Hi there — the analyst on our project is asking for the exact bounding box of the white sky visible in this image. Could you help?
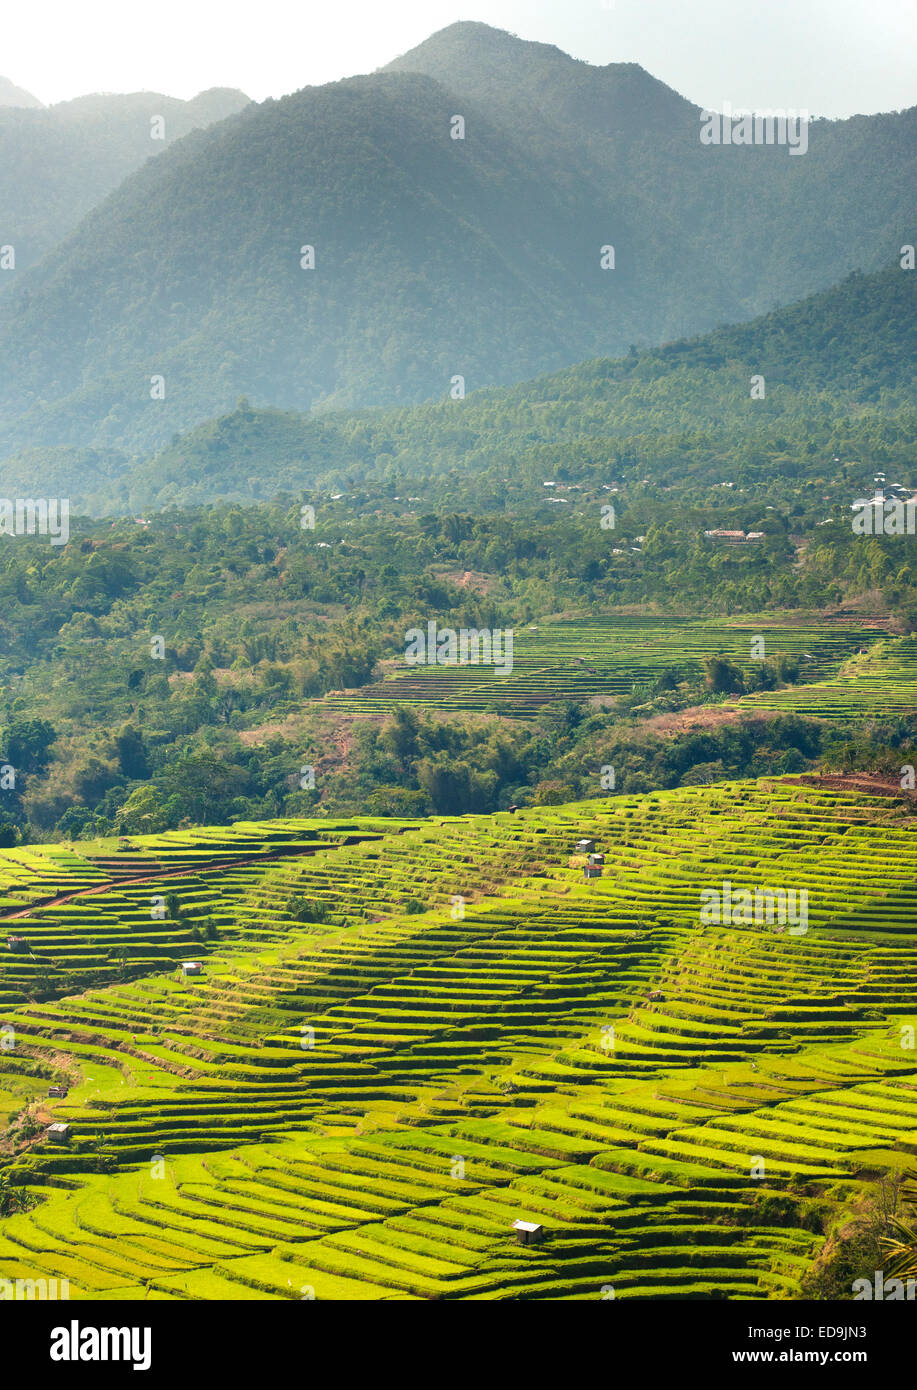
[4,0,915,116]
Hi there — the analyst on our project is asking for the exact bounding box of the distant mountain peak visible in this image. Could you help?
[387,20,657,81]
[49,86,250,115]
[387,21,586,72]
[0,74,43,108]
[384,21,687,120]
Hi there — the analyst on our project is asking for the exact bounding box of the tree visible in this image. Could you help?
[882,1176,917,1279]
[704,655,746,694]
[533,780,576,805]
[114,725,149,779]
[3,718,56,773]
[380,706,420,766]
[115,786,168,835]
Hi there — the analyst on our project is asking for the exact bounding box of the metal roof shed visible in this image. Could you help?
[512,1220,545,1246]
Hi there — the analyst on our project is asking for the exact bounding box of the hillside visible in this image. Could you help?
[34,258,914,515]
[0,478,912,843]
[2,781,917,1299]
[0,86,250,283]
[388,20,916,315]
[0,22,913,457]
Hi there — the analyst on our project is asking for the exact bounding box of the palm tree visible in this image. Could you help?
[881,1176,917,1277]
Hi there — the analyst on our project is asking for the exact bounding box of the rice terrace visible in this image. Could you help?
[1,4,916,1360]
[0,774,916,1301]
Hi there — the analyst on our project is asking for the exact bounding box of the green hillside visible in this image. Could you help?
[0,21,913,456]
[1,780,917,1299]
[10,258,916,514]
[0,87,249,284]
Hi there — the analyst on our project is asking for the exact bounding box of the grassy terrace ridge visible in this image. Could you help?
[0,817,416,1003]
[730,635,917,723]
[1,778,917,1299]
[319,613,894,717]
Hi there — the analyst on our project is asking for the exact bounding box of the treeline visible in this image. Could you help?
[5,263,915,517]
[0,493,914,840]
[0,698,859,838]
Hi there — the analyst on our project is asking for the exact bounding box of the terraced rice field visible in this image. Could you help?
[321,614,889,716]
[733,635,917,723]
[0,819,401,1004]
[2,778,917,1300]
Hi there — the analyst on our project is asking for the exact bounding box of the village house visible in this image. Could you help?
[703,529,763,544]
[512,1220,545,1246]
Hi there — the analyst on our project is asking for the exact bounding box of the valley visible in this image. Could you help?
[0,11,914,1319]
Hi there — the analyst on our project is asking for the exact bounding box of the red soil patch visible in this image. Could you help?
[637,705,779,735]
[793,772,915,800]
[439,569,495,595]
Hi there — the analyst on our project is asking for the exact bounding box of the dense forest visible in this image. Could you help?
[4,258,915,515]
[0,258,915,841]
[0,477,913,842]
[0,86,248,283]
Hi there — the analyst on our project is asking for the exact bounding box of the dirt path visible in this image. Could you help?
[0,837,377,925]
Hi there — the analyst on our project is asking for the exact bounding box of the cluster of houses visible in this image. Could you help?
[577,838,604,880]
[849,476,917,533]
[702,529,765,544]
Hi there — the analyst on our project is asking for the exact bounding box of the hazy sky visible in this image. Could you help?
[6,0,915,116]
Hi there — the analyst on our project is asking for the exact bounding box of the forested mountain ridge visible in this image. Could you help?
[388,23,917,318]
[0,22,913,459]
[0,69,630,453]
[13,258,911,515]
[0,86,250,283]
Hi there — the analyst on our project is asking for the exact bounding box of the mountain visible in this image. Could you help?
[0,75,43,108]
[0,22,913,458]
[387,22,917,315]
[10,259,911,515]
[0,87,250,283]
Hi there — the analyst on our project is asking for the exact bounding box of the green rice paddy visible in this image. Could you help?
[733,635,917,722]
[321,614,892,716]
[1,778,916,1299]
